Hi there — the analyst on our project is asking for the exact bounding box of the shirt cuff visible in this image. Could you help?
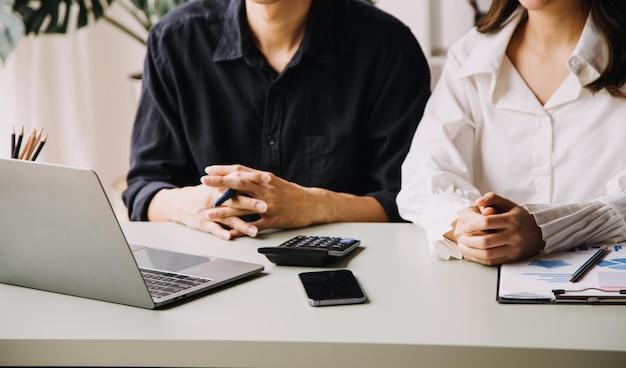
[421,193,474,260]
[432,238,463,260]
[525,200,626,254]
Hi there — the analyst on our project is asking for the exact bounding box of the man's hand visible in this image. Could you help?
[149,164,387,240]
[201,164,388,237]
[201,165,334,233]
[147,183,265,240]
[454,192,545,265]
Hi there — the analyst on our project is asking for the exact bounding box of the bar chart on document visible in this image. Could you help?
[498,244,626,301]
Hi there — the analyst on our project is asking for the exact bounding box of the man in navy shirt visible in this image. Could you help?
[123,0,430,240]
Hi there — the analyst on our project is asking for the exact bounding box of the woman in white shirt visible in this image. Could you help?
[397,0,626,265]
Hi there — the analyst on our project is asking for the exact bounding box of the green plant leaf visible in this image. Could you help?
[1,0,191,63]
[0,0,24,63]
[130,0,187,20]
[13,0,114,35]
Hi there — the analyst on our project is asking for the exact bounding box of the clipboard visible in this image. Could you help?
[497,244,626,304]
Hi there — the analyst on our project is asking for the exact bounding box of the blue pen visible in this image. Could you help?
[214,188,237,207]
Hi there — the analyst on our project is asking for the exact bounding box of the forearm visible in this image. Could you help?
[124,178,177,221]
[311,188,389,224]
[147,186,205,224]
[147,188,177,222]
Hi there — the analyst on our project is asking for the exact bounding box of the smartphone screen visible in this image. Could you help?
[299,269,366,307]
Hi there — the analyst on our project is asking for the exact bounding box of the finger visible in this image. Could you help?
[459,206,481,216]
[203,165,271,184]
[458,217,497,235]
[476,192,516,213]
[221,217,259,238]
[230,196,268,213]
[205,210,259,237]
[478,205,497,215]
[201,220,235,240]
[458,230,508,250]
[201,173,246,189]
[459,212,515,235]
[205,192,268,213]
[458,242,509,266]
[201,171,271,190]
[204,164,253,176]
[228,226,263,239]
[205,206,246,220]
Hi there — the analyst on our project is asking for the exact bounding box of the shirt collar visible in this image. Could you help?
[457,7,607,84]
[543,12,608,109]
[456,6,609,111]
[213,0,336,66]
[213,0,246,62]
[568,11,608,86]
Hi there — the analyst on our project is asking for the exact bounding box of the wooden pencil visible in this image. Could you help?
[26,129,43,160]
[18,129,36,160]
[30,133,47,161]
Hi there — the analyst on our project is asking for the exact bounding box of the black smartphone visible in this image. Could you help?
[298,269,366,307]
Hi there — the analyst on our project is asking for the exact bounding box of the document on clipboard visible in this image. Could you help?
[497,244,626,304]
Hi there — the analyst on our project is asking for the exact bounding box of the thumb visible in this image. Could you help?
[476,192,517,214]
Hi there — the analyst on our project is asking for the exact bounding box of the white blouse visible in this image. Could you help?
[397,8,626,260]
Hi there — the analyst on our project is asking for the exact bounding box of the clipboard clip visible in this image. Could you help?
[552,288,626,304]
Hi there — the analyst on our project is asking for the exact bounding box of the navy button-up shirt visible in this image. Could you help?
[123,0,431,221]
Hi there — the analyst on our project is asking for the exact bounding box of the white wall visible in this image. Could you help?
[376,0,432,59]
[377,0,491,86]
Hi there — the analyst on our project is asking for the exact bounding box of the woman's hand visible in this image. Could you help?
[454,192,545,265]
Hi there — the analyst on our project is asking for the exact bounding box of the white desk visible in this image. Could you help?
[1,222,625,367]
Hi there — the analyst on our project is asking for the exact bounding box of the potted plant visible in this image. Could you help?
[0,0,188,64]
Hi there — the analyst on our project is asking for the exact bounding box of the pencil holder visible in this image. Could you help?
[10,127,47,161]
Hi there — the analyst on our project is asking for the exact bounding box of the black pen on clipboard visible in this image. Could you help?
[569,245,609,283]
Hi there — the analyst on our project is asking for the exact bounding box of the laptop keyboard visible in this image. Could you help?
[140,268,212,299]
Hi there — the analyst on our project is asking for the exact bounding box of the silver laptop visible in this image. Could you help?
[0,158,264,309]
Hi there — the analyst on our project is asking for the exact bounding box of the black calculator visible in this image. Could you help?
[258,235,361,266]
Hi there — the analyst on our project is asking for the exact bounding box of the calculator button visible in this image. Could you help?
[257,235,361,266]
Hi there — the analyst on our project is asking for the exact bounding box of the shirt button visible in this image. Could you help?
[267,136,276,146]
[568,58,582,74]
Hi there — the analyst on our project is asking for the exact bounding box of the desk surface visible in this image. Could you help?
[1,222,625,367]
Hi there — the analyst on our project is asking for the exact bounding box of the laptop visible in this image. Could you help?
[0,158,264,309]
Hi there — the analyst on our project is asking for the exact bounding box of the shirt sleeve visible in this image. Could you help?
[420,193,474,260]
[122,29,199,221]
[396,37,482,256]
[363,25,431,222]
[526,193,626,254]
